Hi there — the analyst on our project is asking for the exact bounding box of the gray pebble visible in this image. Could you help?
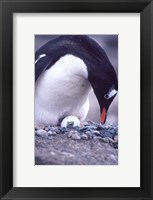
[100,137,113,143]
[36,129,48,137]
[93,136,101,140]
[115,127,118,134]
[112,143,118,149]
[96,124,104,131]
[59,127,67,134]
[81,134,88,140]
[48,131,52,136]
[109,154,117,161]
[44,127,49,131]
[85,131,92,139]
[88,125,97,130]
[113,135,118,142]
[100,130,114,139]
[83,122,89,126]
[67,131,73,138]
[80,125,97,132]
[79,126,88,131]
[73,126,80,131]
[72,133,81,140]
[108,128,116,134]
[85,130,91,134]
[93,130,101,136]
[108,138,114,143]
[73,130,79,134]
[52,131,57,135]
[36,122,118,148]
[51,126,60,133]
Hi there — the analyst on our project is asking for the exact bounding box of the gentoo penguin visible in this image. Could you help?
[35,35,118,129]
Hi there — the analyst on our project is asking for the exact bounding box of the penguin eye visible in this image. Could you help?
[104,94,109,99]
[104,89,118,100]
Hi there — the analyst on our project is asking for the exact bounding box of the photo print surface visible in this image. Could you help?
[35,35,118,165]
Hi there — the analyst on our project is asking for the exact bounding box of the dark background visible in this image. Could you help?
[35,35,118,125]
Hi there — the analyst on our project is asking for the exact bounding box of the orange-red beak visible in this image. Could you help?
[101,107,107,124]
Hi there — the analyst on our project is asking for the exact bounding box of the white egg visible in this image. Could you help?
[60,116,81,128]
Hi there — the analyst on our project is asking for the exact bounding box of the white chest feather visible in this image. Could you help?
[35,54,91,128]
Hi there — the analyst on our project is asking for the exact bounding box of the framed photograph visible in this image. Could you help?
[0,0,153,199]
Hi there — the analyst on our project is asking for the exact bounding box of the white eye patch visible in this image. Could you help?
[35,54,46,64]
[104,89,117,99]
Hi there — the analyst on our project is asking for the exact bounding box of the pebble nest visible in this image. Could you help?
[35,121,118,165]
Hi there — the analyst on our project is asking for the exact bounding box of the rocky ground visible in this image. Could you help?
[35,121,118,165]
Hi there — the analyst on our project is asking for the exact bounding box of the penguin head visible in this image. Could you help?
[87,54,118,124]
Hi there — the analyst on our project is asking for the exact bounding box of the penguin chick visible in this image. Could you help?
[60,116,81,128]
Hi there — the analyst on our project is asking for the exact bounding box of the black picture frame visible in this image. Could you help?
[0,0,153,199]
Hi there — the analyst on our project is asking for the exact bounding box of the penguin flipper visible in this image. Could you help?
[35,55,55,82]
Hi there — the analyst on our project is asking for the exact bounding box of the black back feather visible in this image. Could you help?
[35,35,117,87]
